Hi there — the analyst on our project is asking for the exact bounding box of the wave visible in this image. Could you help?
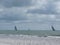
[0,34,60,39]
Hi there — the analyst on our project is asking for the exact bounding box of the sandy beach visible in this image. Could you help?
[0,35,60,45]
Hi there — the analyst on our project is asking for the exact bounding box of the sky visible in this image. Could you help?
[0,0,60,30]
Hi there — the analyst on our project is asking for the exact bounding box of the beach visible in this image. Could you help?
[0,34,60,45]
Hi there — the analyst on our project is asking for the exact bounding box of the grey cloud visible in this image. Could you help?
[0,0,32,7]
[0,14,27,21]
[0,9,28,22]
[27,8,56,14]
[27,8,57,15]
[27,0,58,15]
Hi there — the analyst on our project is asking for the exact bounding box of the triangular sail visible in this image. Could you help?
[15,26,17,31]
[51,26,55,31]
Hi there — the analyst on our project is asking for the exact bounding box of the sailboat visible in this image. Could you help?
[15,26,17,31]
[51,26,55,31]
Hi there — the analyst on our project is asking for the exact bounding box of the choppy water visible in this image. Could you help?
[0,30,60,37]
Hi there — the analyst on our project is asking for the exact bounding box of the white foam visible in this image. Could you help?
[47,36,60,38]
[0,34,60,45]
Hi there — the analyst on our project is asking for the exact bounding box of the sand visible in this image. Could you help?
[0,34,60,45]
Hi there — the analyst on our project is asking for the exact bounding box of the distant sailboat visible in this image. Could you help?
[15,26,17,31]
[51,26,55,31]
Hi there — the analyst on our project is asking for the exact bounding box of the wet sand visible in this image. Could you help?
[0,35,60,45]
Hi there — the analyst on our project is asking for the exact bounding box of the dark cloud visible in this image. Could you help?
[27,9,56,15]
[27,1,58,15]
[27,8,56,14]
[0,14,27,21]
[0,0,32,7]
[0,11,27,22]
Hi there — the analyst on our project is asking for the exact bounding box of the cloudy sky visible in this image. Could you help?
[0,0,60,30]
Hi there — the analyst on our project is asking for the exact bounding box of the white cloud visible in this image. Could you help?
[54,1,60,13]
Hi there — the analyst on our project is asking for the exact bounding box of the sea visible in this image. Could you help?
[0,30,60,37]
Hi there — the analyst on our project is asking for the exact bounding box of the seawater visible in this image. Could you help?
[0,30,60,37]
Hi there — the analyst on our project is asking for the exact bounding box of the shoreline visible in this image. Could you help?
[0,34,60,45]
